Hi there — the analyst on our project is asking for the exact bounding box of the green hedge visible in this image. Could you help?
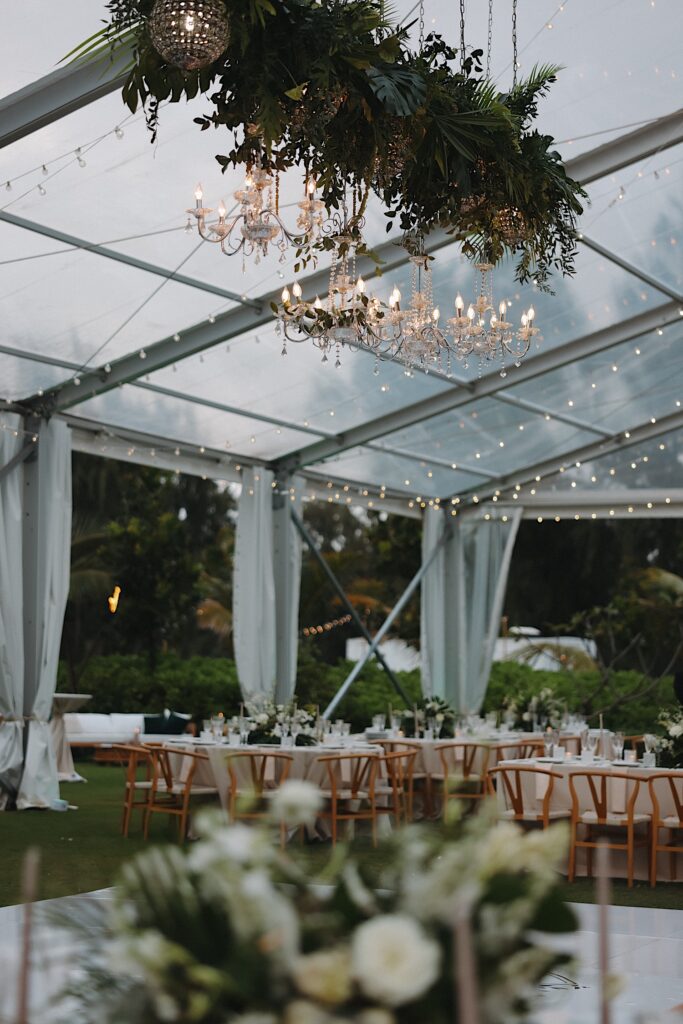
[58,653,675,736]
[57,649,421,732]
[483,661,677,736]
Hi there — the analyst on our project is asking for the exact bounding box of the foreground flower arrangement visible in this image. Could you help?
[58,783,576,1023]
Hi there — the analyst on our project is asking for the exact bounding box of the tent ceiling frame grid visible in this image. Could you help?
[2,60,682,514]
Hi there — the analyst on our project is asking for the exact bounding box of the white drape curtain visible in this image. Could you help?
[17,419,72,810]
[420,507,521,712]
[233,469,302,704]
[0,415,27,808]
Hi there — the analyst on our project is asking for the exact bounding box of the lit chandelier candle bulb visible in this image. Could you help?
[292,282,303,306]
[281,286,291,306]
[432,307,440,322]
[455,294,464,316]
[356,276,365,294]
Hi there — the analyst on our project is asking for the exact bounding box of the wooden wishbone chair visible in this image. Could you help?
[111,743,155,838]
[487,765,568,829]
[223,750,294,846]
[493,740,544,762]
[316,752,379,846]
[567,769,650,887]
[374,739,430,818]
[376,748,417,824]
[647,771,683,887]
[144,745,218,842]
[434,742,490,815]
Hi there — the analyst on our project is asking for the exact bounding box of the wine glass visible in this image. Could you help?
[612,732,624,761]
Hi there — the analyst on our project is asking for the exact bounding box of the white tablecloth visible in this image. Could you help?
[496,757,680,880]
[50,694,91,782]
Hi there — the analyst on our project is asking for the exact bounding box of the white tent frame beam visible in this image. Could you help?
[518,490,683,519]
[0,49,132,150]
[64,413,421,518]
[0,211,260,310]
[580,234,683,304]
[276,300,683,471]
[451,406,683,506]
[564,107,683,184]
[26,231,454,414]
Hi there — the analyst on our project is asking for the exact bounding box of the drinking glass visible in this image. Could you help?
[485,711,497,729]
[390,714,402,735]
[543,737,553,758]
[341,722,351,737]
[612,732,624,761]
[376,714,386,731]
[228,730,241,747]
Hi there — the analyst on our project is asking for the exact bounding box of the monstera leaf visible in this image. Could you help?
[366,63,426,116]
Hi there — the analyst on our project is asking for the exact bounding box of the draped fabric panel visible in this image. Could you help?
[17,419,72,810]
[272,482,302,704]
[233,467,277,703]
[0,415,26,808]
[420,508,521,712]
[233,469,303,704]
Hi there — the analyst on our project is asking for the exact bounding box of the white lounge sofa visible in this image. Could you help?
[64,712,146,746]
[64,710,192,747]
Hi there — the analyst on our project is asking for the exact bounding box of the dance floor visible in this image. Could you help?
[1,892,682,1022]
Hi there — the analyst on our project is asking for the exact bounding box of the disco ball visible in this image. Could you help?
[149,0,230,71]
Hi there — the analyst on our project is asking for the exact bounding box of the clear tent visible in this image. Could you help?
[0,0,681,521]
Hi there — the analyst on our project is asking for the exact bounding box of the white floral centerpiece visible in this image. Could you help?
[402,696,456,737]
[57,783,577,1024]
[244,697,317,746]
[656,708,683,767]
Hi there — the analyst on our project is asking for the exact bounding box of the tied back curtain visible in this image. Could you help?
[233,469,302,704]
[0,415,26,808]
[233,467,277,703]
[421,507,521,712]
[17,419,72,810]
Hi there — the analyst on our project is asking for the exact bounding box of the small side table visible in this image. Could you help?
[50,693,92,782]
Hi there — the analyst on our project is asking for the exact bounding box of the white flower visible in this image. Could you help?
[292,947,353,1004]
[670,722,683,739]
[188,823,265,871]
[355,1011,395,1024]
[269,780,323,827]
[256,713,270,725]
[351,915,440,1007]
[283,1000,334,1024]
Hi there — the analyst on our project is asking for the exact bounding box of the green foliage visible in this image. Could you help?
[68,1,585,288]
[57,650,420,731]
[482,661,677,737]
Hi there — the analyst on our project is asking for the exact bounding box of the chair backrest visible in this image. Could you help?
[647,771,683,826]
[624,734,645,755]
[487,765,562,822]
[567,769,641,823]
[146,745,209,795]
[561,735,581,756]
[111,743,152,785]
[496,741,544,761]
[224,751,293,796]
[381,749,417,791]
[436,742,490,779]
[317,753,379,799]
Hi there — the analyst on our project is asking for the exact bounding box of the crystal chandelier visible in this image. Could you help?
[277,219,386,366]
[446,263,539,375]
[149,0,230,71]
[188,167,302,263]
[382,241,450,376]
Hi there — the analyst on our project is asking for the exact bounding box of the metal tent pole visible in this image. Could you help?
[322,519,451,719]
[290,507,410,704]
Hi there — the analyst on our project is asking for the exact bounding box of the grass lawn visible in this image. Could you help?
[1,764,682,910]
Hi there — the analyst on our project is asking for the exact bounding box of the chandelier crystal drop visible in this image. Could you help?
[149,0,230,71]
[188,168,301,262]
